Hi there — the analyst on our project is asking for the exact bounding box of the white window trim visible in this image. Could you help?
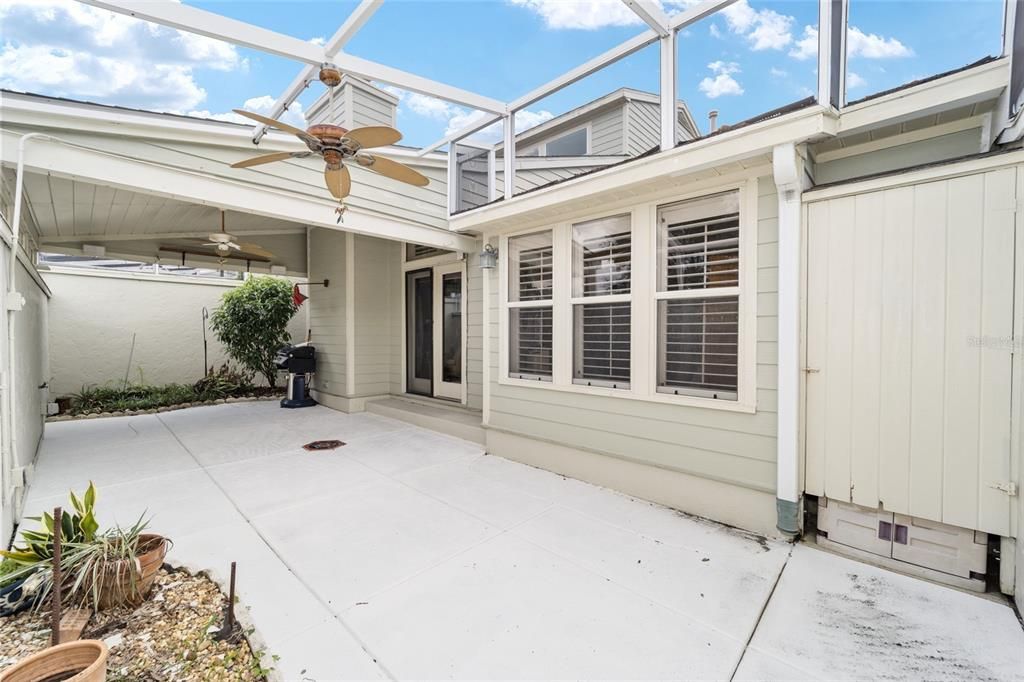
[502,229,556,382]
[498,178,758,413]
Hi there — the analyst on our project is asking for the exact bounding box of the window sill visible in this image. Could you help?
[496,375,757,414]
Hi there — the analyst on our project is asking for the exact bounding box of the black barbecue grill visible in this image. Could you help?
[276,344,316,408]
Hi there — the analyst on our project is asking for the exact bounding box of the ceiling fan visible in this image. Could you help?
[229,111,430,201]
[161,211,275,264]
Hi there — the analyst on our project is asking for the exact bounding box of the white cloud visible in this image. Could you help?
[709,23,723,39]
[847,26,913,58]
[789,24,912,60]
[846,72,867,89]
[188,95,308,129]
[770,67,788,78]
[699,61,744,98]
[381,86,553,144]
[721,0,792,51]
[507,0,644,30]
[0,0,244,111]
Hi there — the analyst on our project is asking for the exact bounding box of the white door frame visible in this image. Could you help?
[432,261,466,402]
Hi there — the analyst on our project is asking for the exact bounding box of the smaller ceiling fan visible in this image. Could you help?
[230,110,429,201]
[161,211,275,264]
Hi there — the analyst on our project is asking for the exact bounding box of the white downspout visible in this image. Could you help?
[772,142,807,538]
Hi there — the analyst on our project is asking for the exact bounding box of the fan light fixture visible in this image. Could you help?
[479,244,499,270]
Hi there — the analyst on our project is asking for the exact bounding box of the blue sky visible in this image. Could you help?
[0,0,1005,147]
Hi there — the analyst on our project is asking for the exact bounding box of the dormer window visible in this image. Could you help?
[544,127,588,156]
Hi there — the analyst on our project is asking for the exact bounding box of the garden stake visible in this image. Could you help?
[51,506,62,647]
[215,561,238,642]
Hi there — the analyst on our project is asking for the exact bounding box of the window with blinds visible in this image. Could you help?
[508,231,553,381]
[572,214,631,388]
[656,192,740,401]
[658,297,738,399]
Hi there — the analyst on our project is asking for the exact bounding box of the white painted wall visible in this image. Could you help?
[0,239,50,543]
[44,269,307,397]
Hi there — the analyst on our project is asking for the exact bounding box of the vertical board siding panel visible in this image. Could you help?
[978,167,1016,535]
[908,181,948,521]
[850,192,885,508]
[804,201,830,496]
[941,174,985,529]
[824,197,856,502]
[878,186,916,515]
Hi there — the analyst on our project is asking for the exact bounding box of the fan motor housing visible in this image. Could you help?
[307,124,349,146]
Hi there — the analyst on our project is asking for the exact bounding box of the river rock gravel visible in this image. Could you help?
[0,567,271,681]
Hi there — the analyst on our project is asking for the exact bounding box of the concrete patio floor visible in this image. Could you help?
[18,401,1024,681]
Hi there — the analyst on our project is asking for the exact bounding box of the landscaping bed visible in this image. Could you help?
[0,567,272,681]
[52,365,285,421]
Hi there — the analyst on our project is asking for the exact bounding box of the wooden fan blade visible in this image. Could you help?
[233,109,311,138]
[231,151,296,169]
[324,165,351,199]
[356,154,429,187]
[236,242,276,260]
[345,126,402,149]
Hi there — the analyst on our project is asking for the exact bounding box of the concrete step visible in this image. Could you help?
[366,396,485,445]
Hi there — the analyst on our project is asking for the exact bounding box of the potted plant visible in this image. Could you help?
[0,483,100,616]
[65,518,168,610]
[0,640,108,682]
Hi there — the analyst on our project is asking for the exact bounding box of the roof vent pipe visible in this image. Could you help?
[707,110,719,134]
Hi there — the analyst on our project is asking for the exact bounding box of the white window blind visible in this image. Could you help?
[572,214,631,388]
[657,192,740,400]
[508,231,554,381]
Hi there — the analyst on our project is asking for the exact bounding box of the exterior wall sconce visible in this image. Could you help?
[479,243,499,270]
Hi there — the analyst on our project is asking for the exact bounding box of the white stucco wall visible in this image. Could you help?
[44,269,307,396]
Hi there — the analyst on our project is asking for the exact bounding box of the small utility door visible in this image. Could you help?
[805,166,1017,537]
[406,269,433,396]
[432,263,465,401]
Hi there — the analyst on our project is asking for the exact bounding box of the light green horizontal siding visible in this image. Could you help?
[308,228,347,397]
[485,177,780,493]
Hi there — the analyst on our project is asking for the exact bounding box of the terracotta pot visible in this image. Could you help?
[0,640,108,682]
[93,534,167,610]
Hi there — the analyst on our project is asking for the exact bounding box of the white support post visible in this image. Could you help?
[659,30,678,151]
[817,0,849,109]
[487,149,497,202]
[503,115,515,201]
[773,142,806,538]
[448,140,459,216]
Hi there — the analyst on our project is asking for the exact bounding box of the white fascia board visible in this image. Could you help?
[449,105,831,232]
[255,0,385,142]
[620,0,670,36]
[1,131,476,253]
[0,93,448,168]
[838,58,1008,134]
[77,0,326,64]
[42,228,307,243]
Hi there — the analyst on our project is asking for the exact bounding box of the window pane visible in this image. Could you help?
[544,127,587,156]
[658,191,740,292]
[442,273,462,383]
[573,302,630,388]
[658,296,738,400]
[572,214,631,298]
[508,231,553,302]
[510,307,553,380]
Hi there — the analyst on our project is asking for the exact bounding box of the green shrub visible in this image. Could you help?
[194,364,255,399]
[210,277,297,388]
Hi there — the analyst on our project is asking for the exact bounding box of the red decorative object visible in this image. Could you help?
[293,284,308,307]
